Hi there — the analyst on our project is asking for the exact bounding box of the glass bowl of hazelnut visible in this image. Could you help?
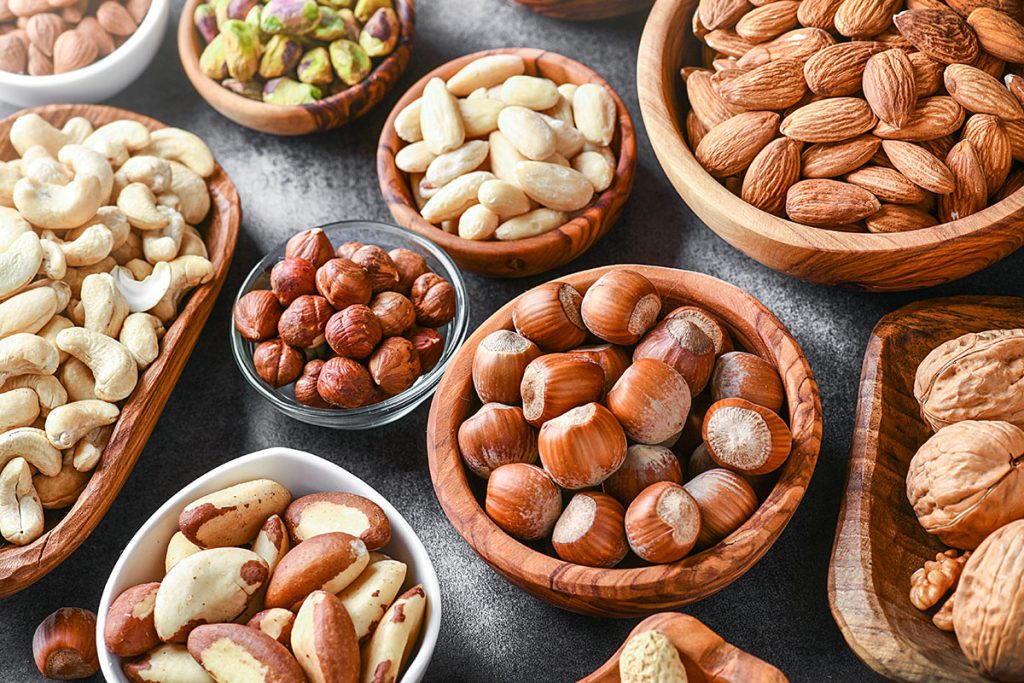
[230,220,470,429]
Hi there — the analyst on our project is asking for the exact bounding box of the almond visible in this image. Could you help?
[919,135,957,160]
[944,63,1024,120]
[698,0,751,31]
[26,41,51,74]
[735,0,800,42]
[797,0,844,30]
[124,0,149,24]
[51,28,95,73]
[804,41,887,97]
[908,52,944,98]
[737,27,836,68]
[780,97,877,143]
[95,0,134,36]
[845,166,926,204]
[974,51,1006,80]
[946,0,1017,16]
[1005,120,1024,162]
[893,9,979,64]
[1008,74,1024,109]
[686,110,709,148]
[685,69,745,130]
[24,12,61,56]
[881,140,955,193]
[741,136,802,215]
[713,58,806,110]
[0,31,27,72]
[967,8,1024,63]
[786,178,881,225]
[938,140,987,221]
[802,134,881,177]
[695,111,779,177]
[865,204,939,232]
[907,0,948,9]
[834,0,902,37]
[76,16,113,56]
[862,49,917,130]
[961,114,1012,196]
[874,96,964,140]
[704,28,757,58]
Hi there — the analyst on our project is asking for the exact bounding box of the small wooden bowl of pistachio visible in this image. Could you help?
[177,0,414,136]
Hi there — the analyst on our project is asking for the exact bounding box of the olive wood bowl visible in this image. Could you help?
[636,0,1024,292]
[581,612,788,682]
[426,265,822,616]
[178,0,415,136]
[829,296,1024,682]
[378,48,637,278]
[0,104,241,598]
[509,0,654,21]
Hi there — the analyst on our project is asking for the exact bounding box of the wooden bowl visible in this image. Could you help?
[0,104,240,598]
[636,0,1024,292]
[178,0,415,136]
[508,0,653,21]
[581,612,789,682]
[426,265,822,616]
[829,296,1024,682]
[378,48,637,278]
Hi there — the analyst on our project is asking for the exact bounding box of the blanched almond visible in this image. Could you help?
[515,160,594,212]
[572,83,617,146]
[420,78,465,155]
[458,97,504,138]
[495,208,567,240]
[446,54,525,96]
[572,150,614,193]
[425,140,489,187]
[498,106,556,161]
[458,203,499,240]
[478,179,530,218]
[419,171,494,223]
[487,130,527,187]
[500,75,559,110]
[395,141,436,174]
[394,98,422,143]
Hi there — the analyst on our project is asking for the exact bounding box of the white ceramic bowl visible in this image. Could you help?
[96,447,441,682]
[0,0,169,107]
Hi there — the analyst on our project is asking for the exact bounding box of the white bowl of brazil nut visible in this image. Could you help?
[97,447,441,682]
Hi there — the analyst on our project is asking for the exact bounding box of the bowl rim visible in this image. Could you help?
[96,447,442,683]
[0,0,170,89]
[229,219,471,427]
[376,46,637,275]
[426,264,823,614]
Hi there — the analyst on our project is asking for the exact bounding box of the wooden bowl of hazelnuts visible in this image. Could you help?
[230,220,469,429]
[426,264,822,616]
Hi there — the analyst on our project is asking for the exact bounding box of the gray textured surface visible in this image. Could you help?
[1,1,1022,681]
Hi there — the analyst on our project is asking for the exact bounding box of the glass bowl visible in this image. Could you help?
[231,220,470,429]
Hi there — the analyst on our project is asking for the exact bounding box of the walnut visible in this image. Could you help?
[933,593,955,632]
[910,549,969,611]
[906,420,1024,549]
[914,329,1024,432]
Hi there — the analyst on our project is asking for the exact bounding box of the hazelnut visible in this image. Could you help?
[688,442,716,479]
[317,357,374,408]
[278,295,333,348]
[351,245,400,293]
[458,403,538,478]
[315,258,372,310]
[410,272,456,327]
[325,304,383,359]
[702,398,792,475]
[624,481,701,564]
[294,359,330,408]
[388,248,430,294]
[710,351,784,413]
[539,402,627,489]
[33,608,99,680]
[580,270,661,345]
[665,305,733,355]
[234,290,283,342]
[405,326,445,372]
[634,318,716,395]
[286,228,334,267]
[270,258,317,307]
[607,359,692,445]
[253,339,304,388]
[335,241,364,260]
[603,444,684,507]
[552,491,628,568]
[368,336,421,395]
[485,463,562,541]
[472,330,542,405]
[370,291,416,337]
[683,468,758,549]
[520,353,605,428]
[512,281,588,352]
[566,344,631,396]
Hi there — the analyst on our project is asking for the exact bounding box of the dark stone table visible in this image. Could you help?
[1,1,1021,680]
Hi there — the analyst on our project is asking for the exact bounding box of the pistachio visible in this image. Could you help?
[226,0,258,20]
[260,0,321,35]
[198,34,228,80]
[297,46,332,84]
[328,38,370,86]
[220,19,260,82]
[358,6,398,57]
[258,34,301,79]
[319,0,353,8]
[263,77,322,105]
[353,0,389,22]
[310,6,348,41]
[193,3,218,43]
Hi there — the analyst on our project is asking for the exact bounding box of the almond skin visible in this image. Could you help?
[874,96,964,140]
[797,0,845,30]
[834,0,902,38]
[881,140,955,194]
[741,136,802,215]
[780,97,877,143]
[893,9,980,64]
[938,140,988,222]
[698,0,750,31]
[804,41,887,97]
[908,52,944,97]
[786,178,882,225]
[802,134,881,178]
[735,0,800,42]
[865,204,939,232]
[714,58,806,109]
[967,8,1024,63]
[704,28,758,58]
[737,27,836,68]
[961,114,1012,196]
[863,49,918,129]
[695,111,779,177]
[51,28,96,74]
[944,63,1024,120]
[1006,120,1024,162]
[845,166,926,204]
[685,69,745,130]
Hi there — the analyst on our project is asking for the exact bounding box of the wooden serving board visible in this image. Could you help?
[829,296,1024,682]
[0,104,241,598]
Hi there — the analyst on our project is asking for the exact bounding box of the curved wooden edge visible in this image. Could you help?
[177,0,416,136]
[636,0,1024,291]
[509,0,654,20]
[377,47,638,279]
[426,265,823,616]
[0,104,241,598]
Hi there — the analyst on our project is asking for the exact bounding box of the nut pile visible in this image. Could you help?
[906,328,1024,680]
[619,630,688,683]
[392,53,619,241]
[684,1,1024,233]
[0,113,214,548]
[461,268,791,567]
[101,479,427,682]
[0,0,149,75]
[193,0,400,105]
[233,228,454,409]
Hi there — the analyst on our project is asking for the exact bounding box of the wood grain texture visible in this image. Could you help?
[177,0,415,136]
[581,612,789,683]
[509,0,654,20]
[426,265,822,616]
[377,48,637,278]
[0,104,240,598]
[828,296,1024,682]
[636,0,1024,292]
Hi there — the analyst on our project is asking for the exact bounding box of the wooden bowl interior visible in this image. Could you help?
[427,265,822,616]
[0,104,240,597]
[509,0,654,20]
[828,297,1024,682]
[378,47,637,278]
[177,0,415,136]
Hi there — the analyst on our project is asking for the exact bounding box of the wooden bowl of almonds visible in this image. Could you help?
[377,47,637,278]
[637,0,1024,292]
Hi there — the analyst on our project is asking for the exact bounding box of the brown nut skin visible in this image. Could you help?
[552,491,629,568]
[286,228,334,267]
[625,481,701,564]
[254,339,305,388]
[179,479,292,549]
[278,294,333,348]
[270,257,318,307]
[511,281,588,352]
[566,344,631,396]
[410,272,456,327]
[473,329,542,405]
[602,444,684,507]
[188,623,305,682]
[683,468,758,549]
[247,608,296,647]
[369,336,421,395]
[370,291,416,337]
[291,590,360,683]
[485,463,562,541]
[351,244,400,293]
[285,491,391,549]
[103,582,160,657]
[580,269,662,345]
[265,532,369,611]
[458,403,538,478]
[665,305,733,356]
[633,318,716,396]
[607,358,693,445]
[539,402,628,489]
[710,351,785,413]
[388,247,429,294]
[325,304,383,359]
[315,258,372,310]
[317,357,374,408]
[294,359,330,408]
[405,325,445,372]
[33,608,99,680]
[335,241,364,260]
[234,290,283,342]
[520,353,605,428]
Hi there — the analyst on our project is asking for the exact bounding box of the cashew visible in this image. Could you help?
[0,162,21,208]
[123,259,153,281]
[10,114,68,157]
[38,238,67,280]
[59,357,95,402]
[44,223,114,267]
[21,146,54,165]
[35,450,90,509]
[62,117,94,145]
[25,156,73,186]
[1,375,67,415]
[0,286,59,339]
[166,161,211,225]
[83,120,151,167]
[45,399,119,449]
[179,225,208,258]
[66,299,84,326]
[110,230,143,265]
[80,272,129,337]
[93,206,131,250]
[72,424,111,472]
[0,333,59,385]
[113,155,172,196]
[21,279,70,313]
[59,144,115,203]
[143,128,215,178]
[156,193,180,212]
[63,257,116,299]
[38,316,73,364]
[0,388,39,432]
[150,256,213,323]
[111,262,170,313]
[0,207,29,250]
[0,428,61,476]
[118,182,170,231]
[0,232,42,300]
[119,312,164,370]
[56,327,137,401]
[13,174,104,231]
[143,208,184,263]
[0,457,44,546]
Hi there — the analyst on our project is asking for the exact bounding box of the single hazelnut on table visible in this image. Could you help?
[472,329,542,405]
[351,244,400,293]
[710,351,784,413]
[286,228,334,268]
[270,257,318,307]
[485,463,562,541]
[325,304,383,359]
[388,247,430,294]
[665,305,733,356]
[624,481,702,564]
[234,290,283,342]
[369,336,422,395]
[520,353,605,428]
[294,359,330,408]
[406,326,445,372]
[633,317,716,395]
[566,344,631,396]
[33,607,99,680]
[683,468,758,549]
[410,272,456,327]
[278,294,333,348]
[607,358,692,445]
[580,270,662,345]
[603,444,684,507]
[458,403,538,478]
[370,291,416,337]
[335,241,365,260]
[702,398,792,475]
[317,356,375,408]
[253,339,305,388]
[552,491,629,568]
[511,281,588,352]
[315,258,373,309]
[539,402,628,489]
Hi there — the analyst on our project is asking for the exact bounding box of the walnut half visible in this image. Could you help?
[910,549,970,611]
